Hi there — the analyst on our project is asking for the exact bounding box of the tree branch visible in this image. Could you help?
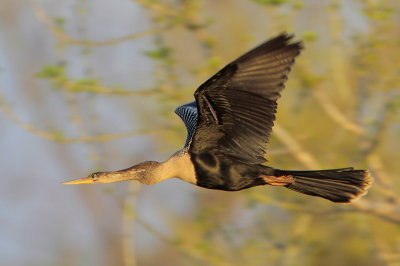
[29,0,166,47]
[0,84,158,143]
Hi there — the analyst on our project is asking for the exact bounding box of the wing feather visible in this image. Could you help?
[189,33,303,163]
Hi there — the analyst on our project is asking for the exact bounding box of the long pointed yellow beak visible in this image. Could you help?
[62,169,139,185]
[62,178,95,185]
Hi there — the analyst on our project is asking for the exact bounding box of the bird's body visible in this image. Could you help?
[64,33,372,203]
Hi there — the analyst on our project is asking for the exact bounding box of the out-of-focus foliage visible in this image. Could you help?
[1,0,399,265]
[251,0,289,6]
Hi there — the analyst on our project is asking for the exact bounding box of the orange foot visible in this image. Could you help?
[260,174,295,186]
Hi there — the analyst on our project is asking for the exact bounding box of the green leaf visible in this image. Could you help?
[143,47,172,60]
[206,56,222,72]
[292,1,304,9]
[52,130,66,141]
[75,78,99,87]
[251,0,288,6]
[364,6,394,21]
[143,46,175,66]
[36,65,65,79]
[53,16,66,29]
[303,31,318,42]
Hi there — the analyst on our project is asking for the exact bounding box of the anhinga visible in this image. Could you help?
[63,33,372,203]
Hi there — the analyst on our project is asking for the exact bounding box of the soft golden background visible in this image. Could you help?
[0,0,399,265]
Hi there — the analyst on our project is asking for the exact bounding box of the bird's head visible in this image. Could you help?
[62,161,160,185]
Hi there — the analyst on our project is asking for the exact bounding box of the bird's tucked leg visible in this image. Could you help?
[260,174,295,186]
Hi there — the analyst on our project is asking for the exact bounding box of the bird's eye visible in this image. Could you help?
[90,173,100,182]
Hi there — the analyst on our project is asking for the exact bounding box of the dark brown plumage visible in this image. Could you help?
[63,33,372,203]
[191,33,301,163]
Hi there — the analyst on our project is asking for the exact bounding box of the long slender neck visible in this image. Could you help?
[96,158,181,185]
[130,152,196,185]
[103,161,166,185]
[65,151,197,186]
[131,161,174,185]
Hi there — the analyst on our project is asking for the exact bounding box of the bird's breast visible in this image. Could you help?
[190,151,267,191]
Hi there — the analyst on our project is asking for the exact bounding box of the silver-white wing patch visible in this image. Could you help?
[175,101,198,148]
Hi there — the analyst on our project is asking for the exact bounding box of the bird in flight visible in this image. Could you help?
[63,33,372,203]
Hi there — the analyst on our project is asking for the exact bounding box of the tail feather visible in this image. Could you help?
[275,168,373,203]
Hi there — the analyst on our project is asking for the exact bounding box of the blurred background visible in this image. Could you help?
[1,0,399,265]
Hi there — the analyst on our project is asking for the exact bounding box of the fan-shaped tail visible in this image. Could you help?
[274,168,373,203]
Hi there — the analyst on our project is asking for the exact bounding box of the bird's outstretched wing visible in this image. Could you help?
[190,33,303,163]
[175,101,198,148]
